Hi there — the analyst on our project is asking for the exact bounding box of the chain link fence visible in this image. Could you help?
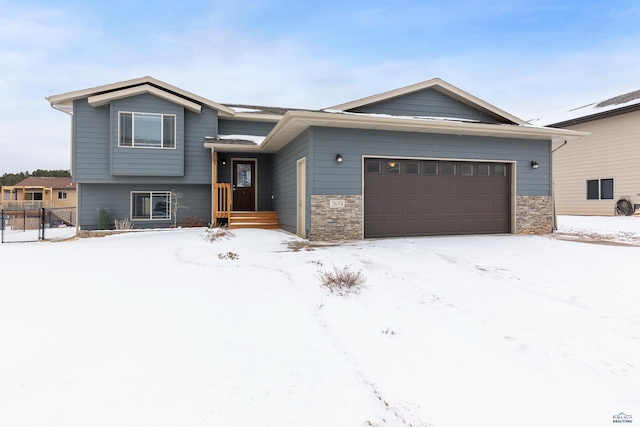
[1,208,76,243]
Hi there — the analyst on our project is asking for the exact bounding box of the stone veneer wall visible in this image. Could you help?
[310,195,363,241]
[516,195,553,234]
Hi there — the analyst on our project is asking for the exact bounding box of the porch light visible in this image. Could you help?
[336,154,343,164]
[531,161,539,169]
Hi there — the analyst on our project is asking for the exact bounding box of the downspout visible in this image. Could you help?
[47,100,76,230]
[551,140,569,231]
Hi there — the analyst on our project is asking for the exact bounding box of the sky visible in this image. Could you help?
[1,0,640,173]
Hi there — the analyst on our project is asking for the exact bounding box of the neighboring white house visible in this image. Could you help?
[530,88,640,216]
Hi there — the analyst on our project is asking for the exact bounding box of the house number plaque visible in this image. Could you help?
[329,199,345,208]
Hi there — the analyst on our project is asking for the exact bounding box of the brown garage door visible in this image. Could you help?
[364,158,511,238]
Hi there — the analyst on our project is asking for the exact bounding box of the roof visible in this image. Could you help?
[48,76,588,153]
[46,76,236,116]
[327,77,527,125]
[12,177,76,190]
[530,88,640,127]
[205,109,589,153]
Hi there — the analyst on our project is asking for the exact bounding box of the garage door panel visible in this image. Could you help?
[365,158,511,238]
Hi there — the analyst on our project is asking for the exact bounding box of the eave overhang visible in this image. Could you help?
[46,76,235,116]
[205,110,589,153]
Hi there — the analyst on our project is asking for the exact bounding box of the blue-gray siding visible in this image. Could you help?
[349,88,504,124]
[77,183,211,230]
[111,95,185,176]
[308,127,551,197]
[73,96,215,184]
[272,129,312,235]
[218,119,276,137]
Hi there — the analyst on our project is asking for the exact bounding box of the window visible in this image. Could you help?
[405,162,420,175]
[119,112,176,148]
[587,179,614,200]
[477,164,490,177]
[494,165,507,176]
[366,160,381,174]
[424,162,438,175]
[443,163,456,175]
[58,191,67,199]
[386,161,401,174]
[461,164,473,176]
[131,191,171,220]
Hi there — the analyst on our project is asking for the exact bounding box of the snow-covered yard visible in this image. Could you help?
[1,216,638,427]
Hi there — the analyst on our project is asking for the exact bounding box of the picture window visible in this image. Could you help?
[119,112,176,149]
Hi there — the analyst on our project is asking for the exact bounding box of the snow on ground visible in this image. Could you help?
[1,216,639,427]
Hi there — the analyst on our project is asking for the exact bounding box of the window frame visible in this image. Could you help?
[586,178,614,200]
[118,112,176,149]
[130,191,172,220]
[57,191,68,200]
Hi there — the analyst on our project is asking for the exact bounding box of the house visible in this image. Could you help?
[530,88,640,216]
[46,76,585,240]
[1,177,76,210]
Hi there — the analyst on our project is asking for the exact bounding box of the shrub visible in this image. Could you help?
[97,208,109,230]
[319,265,366,294]
[203,225,236,242]
[114,217,134,230]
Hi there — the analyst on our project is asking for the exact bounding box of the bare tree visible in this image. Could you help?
[170,190,190,227]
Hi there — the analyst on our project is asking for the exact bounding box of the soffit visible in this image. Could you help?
[88,85,202,113]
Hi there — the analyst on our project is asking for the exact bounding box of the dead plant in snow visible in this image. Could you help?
[203,225,236,242]
[113,217,134,230]
[319,265,366,294]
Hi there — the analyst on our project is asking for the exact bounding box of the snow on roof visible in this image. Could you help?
[322,109,482,123]
[529,88,640,127]
[206,134,267,145]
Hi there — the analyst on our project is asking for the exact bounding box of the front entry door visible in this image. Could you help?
[233,160,256,211]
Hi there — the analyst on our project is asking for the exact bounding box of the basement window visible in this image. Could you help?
[131,191,171,220]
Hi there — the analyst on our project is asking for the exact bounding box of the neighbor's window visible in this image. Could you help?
[131,191,171,220]
[587,178,614,200]
[119,112,176,148]
[58,191,68,199]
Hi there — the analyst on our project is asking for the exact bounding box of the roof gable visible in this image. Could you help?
[327,78,526,125]
[46,76,235,116]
